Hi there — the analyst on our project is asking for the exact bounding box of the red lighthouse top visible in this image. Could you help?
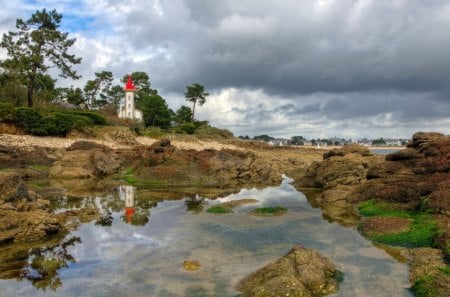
[124,75,136,91]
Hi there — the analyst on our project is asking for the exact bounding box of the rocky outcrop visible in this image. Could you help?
[409,248,450,297]
[49,141,121,179]
[0,144,58,170]
[0,172,63,244]
[0,172,29,202]
[236,244,341,297]
[298,132,450,295]
[122,140,284,189]
[296,144,383,225]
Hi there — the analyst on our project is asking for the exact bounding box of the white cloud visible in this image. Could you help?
[1,0,449,139]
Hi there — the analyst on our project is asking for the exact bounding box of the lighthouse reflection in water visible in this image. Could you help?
[118,185,150,225]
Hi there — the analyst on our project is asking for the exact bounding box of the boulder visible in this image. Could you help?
[0,209,62,244]
[49,146,121,179]
[91,126,137,144]
[66,140,111,151]
[408,132,445,149]
[323,144,372,159]
[236,244,341,297]
[409,248,450,296]
[0,172,29,202]
[385,148,423,161]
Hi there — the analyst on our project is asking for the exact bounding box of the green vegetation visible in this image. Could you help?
[253,134,275,142]
[122,167,165,189]
[371,138,387,146]
[184,83,209,121]
[0,102,15,121]
[359,199,412,218]
[27,179,51,189]
[207,206,233,214]
[1,9,81,107]
[250,206,288,216]
[0,10,221,137]
[13,107,106,136]
[358,200,438,247]
[412,275,439,297]
[438,266,450,276]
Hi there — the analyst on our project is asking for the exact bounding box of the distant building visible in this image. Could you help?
[268,138,289,146]
[118,75,143,121]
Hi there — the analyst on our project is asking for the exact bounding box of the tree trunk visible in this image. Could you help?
[27,75,35,107]
[191,100,196,122]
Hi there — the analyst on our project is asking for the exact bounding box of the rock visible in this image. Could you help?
[0,145,22,168]
[91,126,137,145]
[409,247,450,296]
[428,190,450,216]
[49,148,121,179]
[0,172,29,202]
[408,132,445,149]
[360,217,411,236]
[183,260,201,271]
[0,209,62,243]
[313,158,367,189]
[236,244,341,297]
[323,144,372,159]
[385,148,423,161]
[66,140,111,151]
[215,199,258,208]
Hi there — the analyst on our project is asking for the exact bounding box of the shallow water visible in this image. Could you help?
[0,178,413,296]
[371,148,402,155]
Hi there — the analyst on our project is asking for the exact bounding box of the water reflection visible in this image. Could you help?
[185,194,204,213]
[0,181,413,296]
[20,236,81,291]
[118,185,150,226]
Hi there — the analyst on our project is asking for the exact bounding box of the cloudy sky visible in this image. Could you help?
[1,0,450,139]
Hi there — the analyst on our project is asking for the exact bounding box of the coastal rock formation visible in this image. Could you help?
[236,244,341,297]
[299,132,450,295]
[0,172,62,244]
[409,248,450,296]
[49,141,121,179]
[123,140,284,189]
[296,144,382,225]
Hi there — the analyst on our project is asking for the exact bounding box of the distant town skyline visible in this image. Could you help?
[1,0,449,139]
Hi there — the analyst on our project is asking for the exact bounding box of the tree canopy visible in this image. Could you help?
[184,83,209,121]
[139,94,174,128]
[1,9,81,107]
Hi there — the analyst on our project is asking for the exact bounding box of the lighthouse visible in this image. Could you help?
[118,75,143,121]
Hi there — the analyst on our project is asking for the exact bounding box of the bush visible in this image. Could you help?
[180,122,196,134]
[0,102,15,121]
[13,107,102,136]
[64,110,107,125]
[194,123,234,139]
[141,127,169,138]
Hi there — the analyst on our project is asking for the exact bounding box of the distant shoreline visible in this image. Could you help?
[300,145,405,150]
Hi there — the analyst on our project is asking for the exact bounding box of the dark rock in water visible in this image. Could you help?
[236,244,341,297]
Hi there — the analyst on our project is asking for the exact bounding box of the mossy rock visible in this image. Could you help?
[207,206,233,214]
[249,206,288,217]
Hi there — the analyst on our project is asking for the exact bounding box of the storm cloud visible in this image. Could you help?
[1,0,450,138]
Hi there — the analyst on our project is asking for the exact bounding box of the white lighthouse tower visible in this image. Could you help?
[118,75,143,121]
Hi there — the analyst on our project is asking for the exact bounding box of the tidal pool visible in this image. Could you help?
[0,177,413,296]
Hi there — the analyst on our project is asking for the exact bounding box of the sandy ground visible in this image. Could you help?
[0,134,241,151]
[0,134,404,153]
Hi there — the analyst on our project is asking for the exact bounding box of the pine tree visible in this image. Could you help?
[1,9,81,107]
